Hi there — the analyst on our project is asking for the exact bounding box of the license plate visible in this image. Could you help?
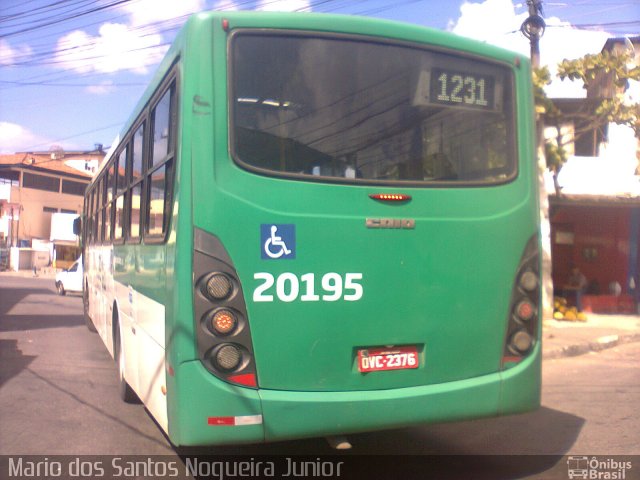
[357,346,419,373]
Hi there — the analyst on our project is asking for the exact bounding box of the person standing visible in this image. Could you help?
[565,267,588,311]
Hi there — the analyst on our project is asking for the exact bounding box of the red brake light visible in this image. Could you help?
[516,300,535,321]
[369,193,412,203]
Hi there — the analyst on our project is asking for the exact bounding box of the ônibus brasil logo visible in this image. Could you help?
[567,456,632,479]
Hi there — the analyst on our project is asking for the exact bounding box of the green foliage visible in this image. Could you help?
[532,66,560,118]
[557,50,639,88]
[544,141,566,171]
[534,48,640,172]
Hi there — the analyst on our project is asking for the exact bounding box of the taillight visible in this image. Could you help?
[202,273,234,301]
[213,344,243,371]
[509,330,533,354]
[515,299,536,322]
[502,235,540,368]
[518,269,538,291]
[209,309,239,336]
[193,228,258,388]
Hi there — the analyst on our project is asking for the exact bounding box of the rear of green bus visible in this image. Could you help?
[168,12,541,446]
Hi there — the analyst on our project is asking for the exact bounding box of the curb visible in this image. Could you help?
[543,332,640,359]
[0,270,58,279]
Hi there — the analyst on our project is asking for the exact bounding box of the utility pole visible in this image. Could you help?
[521,0,553,323]
[521,0,545,68]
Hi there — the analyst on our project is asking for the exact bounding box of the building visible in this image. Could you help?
[0,148,102,269]
[550,195,639,314]
[545,36,640,314]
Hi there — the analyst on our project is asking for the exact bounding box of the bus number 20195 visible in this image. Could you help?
[253,272,363,303]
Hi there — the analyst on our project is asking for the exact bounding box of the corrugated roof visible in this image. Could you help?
[0,152,100,179]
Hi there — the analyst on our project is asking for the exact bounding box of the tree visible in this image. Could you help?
[533,48,640,191]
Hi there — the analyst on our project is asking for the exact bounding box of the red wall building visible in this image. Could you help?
[550,196,640,313]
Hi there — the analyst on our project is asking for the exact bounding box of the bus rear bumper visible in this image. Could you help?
[170,344,540,446]
[260,344,541,442]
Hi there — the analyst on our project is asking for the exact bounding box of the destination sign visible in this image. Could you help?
[427,68,496,111]
[414,68,502,111]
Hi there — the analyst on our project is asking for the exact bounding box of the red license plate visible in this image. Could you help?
[357,346,419,373]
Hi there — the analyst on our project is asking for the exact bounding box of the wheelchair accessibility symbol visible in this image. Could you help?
[261,224,295,260]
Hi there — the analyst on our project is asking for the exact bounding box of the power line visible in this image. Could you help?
[0,0,62,21]
[3,0,637,152]
[543,19,640,33]
[0,0,100,28]
[0,0,348,71]
[351,0,428,16]
[0,0,136,39]
[0,79,146,87]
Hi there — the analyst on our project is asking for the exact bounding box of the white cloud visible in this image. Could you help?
[123,0,206,27]
[257,0,311,12]
[54,22,168,75]
[450,0,610,98]
[51,0,205,76]
[0,39,33,67]
[85,80,116,95]
[0,122,52,153]
[452,0,528,52]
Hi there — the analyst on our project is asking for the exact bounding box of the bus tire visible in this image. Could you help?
[83,285,97,333]
[56,281,66,296]
[114,317,139,404]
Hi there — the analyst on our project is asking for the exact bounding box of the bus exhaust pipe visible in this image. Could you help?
[326,436,352,450]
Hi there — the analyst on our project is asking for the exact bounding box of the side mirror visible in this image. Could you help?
[73,216,82,236]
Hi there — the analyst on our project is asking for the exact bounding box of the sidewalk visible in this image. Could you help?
[542,313,640,359]
[0,267,59,279]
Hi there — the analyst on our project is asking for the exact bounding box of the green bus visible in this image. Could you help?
[82,11,541,447]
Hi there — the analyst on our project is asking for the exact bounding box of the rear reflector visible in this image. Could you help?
[207,415,263,426]
[228,372,257,387]
[208,416,234,426]
[501,355,522,365]
[369,193,412,203]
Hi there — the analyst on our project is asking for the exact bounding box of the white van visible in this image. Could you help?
[55,256,83,295]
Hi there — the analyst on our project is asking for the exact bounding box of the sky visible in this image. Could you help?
[0,0,638,154]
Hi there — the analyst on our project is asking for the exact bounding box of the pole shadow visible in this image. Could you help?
[0,339,36,388]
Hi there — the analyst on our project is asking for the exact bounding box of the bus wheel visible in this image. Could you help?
[114,319,139,403]
[83,286,97,333]
[56,281,65,296]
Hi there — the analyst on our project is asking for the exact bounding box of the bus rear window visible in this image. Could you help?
[230,32,516,185]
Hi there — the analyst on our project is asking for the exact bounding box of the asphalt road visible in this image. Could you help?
[1,275,638,479]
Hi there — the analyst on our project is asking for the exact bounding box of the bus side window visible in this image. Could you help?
[151,88,171,167]
[89,189,96,245]
[114,147,127,241]
[96,176,104,244]
[147,165,167,236]
[145,79,176,240]
[130,183,142,238]
[105,162,114,242]
[128,123,145,241]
